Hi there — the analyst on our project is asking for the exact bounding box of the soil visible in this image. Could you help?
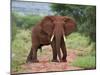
[16,45,82,74]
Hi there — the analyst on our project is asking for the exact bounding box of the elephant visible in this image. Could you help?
[26,16,76,63]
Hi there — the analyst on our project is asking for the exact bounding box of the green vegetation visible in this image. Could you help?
[12,29,31,72]
[66,32,90,49]
[12,21,17,41]
[12,12,43,29]
[66,32,96,56]
[66,33,96,68]
[71,55,96,69]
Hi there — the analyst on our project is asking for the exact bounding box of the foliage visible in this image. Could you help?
[12,13,18,41]
[67,33,96,69]
[12,29,31,72]
[12,22,17,41]
[51,4,68,16]
[71,55,96,69]
[79,6,96,42]
[66,33,96,56]
[50,4,96,42]
[12,12,43,29]
[66,32,90,49]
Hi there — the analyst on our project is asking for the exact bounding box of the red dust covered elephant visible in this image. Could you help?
[26,16,76,63]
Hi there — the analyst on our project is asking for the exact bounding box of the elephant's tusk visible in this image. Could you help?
[63,35,67,42]
[50,34,54,42]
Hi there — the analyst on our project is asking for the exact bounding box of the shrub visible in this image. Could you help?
[66,32,90,49]
[71,55,96,69]
[12,29,31,72]
[65,32,96,56]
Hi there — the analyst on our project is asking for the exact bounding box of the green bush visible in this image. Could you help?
[12,29,31,72]
[65,32,96,56]
[66,32,90,49]
[71,55,96,69]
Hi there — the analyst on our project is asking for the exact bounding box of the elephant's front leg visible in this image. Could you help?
[51,38,59,62]
[26,46,39,63]
[60,37,67,62]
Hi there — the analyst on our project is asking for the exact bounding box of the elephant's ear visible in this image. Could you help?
[40,16,55,35]
[64,16,76,35]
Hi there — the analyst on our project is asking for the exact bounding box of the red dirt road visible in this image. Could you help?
[20,46,82,73]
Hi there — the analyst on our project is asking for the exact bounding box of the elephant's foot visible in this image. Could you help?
[51,59,59,62]
[26,59,39,63]
[60,59,67,62]
[26,59,33,63]
[32,59,39,63]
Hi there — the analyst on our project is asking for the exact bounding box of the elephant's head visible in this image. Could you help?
[40,16,76,60]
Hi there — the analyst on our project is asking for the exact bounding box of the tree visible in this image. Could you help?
[50,4,96,42]
[80,6,96,42]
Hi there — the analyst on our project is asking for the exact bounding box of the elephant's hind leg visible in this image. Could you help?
[26,48,33,63]
[26,46,39,63]
[60,37,67,62]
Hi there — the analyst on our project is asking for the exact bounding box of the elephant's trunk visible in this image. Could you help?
[53,25,64,61]
[55,33,61,61]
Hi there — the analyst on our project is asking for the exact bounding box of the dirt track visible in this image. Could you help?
[20,46,82,73]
